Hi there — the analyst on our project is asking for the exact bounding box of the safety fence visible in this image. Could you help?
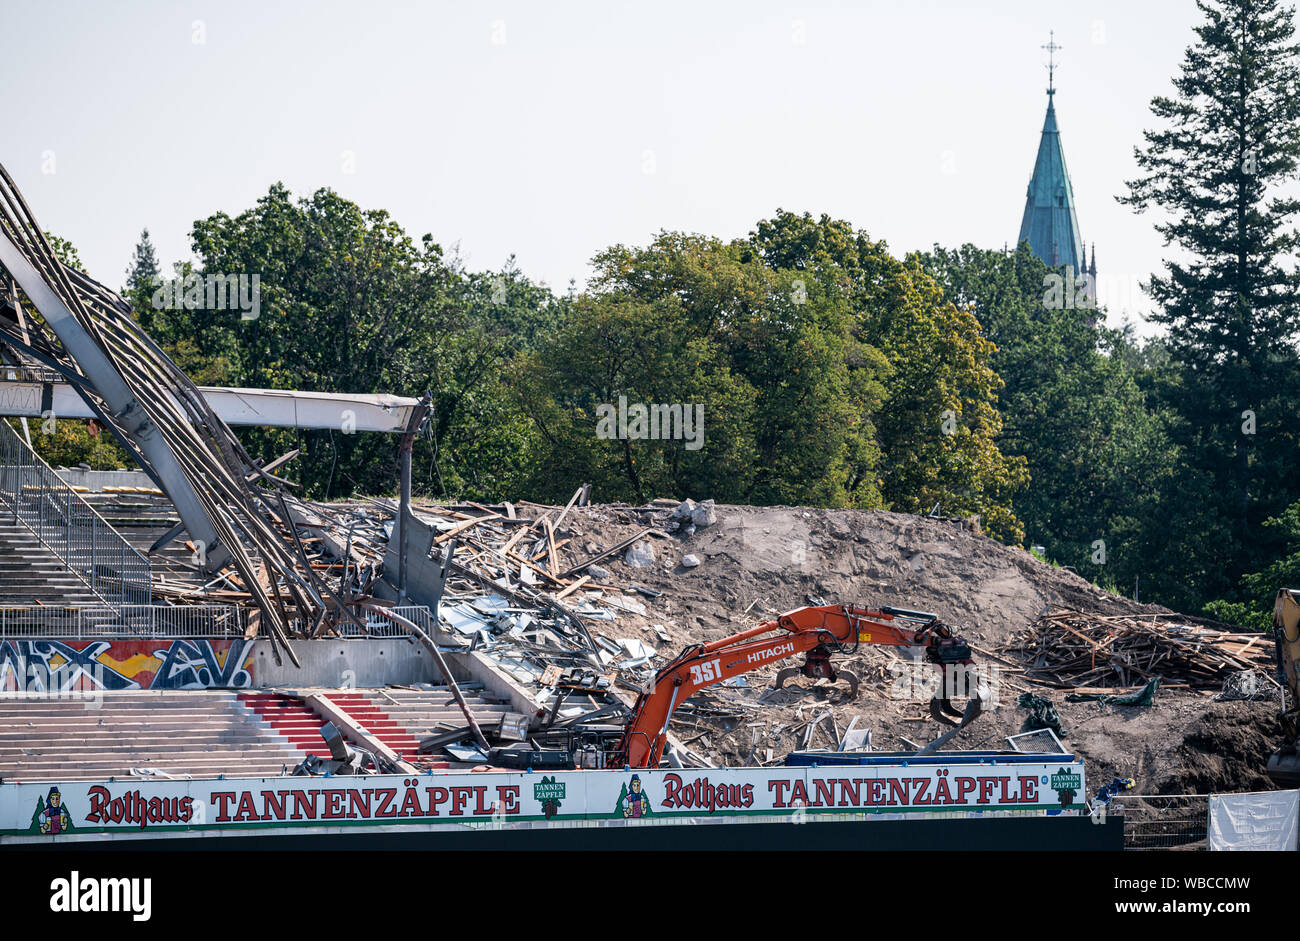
[343,604,439,637]
[0,417,151,606]
[1120,795,1209,850]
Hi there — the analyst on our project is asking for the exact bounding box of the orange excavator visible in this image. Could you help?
[614,603,987,768]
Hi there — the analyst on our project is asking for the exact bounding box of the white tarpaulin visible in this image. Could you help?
[1208,789,1299,851]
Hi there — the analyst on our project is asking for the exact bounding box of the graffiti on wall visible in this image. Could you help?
[0,638,254,691]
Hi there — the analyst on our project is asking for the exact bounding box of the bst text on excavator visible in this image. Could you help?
[614,603,989,768]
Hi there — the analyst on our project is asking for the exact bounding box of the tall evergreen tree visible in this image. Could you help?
[1121,0,1300,600]
[124,228,161,329]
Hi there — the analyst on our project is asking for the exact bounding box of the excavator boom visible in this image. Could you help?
[615,603,985,768]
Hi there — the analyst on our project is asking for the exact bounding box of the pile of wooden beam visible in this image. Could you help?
[1002,605,1277,691]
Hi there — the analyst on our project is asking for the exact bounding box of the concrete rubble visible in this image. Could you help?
[378,490,718,767]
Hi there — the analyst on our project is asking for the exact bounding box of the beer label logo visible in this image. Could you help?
[31,786,74,836]
[534,776,566,819]
[1050,767,1082,807]
[615,774,653,819]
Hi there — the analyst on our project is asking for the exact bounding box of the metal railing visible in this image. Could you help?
[0,602,436,640]
[0,604,245,639]
[345,604,438,638]
[1121,795,1209,850]
[0,418,151,606]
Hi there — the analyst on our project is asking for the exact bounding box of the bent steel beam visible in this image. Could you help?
[0,378,421,431]
[0,226,223,565]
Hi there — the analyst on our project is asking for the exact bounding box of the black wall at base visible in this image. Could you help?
[11,814,1123,851]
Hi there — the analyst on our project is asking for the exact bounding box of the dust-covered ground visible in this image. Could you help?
[549,501,1280,794]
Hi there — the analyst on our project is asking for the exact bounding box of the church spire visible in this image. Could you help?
[1044,30,1060,97]
[1017,31,1085,276]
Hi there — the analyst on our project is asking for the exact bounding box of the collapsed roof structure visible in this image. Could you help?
[0,162,433,664]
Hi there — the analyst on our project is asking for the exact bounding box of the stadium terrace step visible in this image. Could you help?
[0,690,307,782]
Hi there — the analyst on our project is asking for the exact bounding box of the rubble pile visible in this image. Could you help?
[375,493,726,764]
[392,496,1280,790]
[1002,605,1280,692]
[150,498,393,613]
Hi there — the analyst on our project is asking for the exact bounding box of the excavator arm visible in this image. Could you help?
[615,603,985,768]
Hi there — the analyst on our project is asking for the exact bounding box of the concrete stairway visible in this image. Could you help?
[320,693,423,757]
[0,516,104,605]
[329,690,513,757]
[237,693,343,756]
[0,691,309,782]
[79,492,201,587]
[0,685,520,783]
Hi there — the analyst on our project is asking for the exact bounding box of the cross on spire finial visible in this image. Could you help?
[1042,30,1062,96]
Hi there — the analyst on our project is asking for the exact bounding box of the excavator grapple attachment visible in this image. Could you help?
[916,686,988,756]
[928,660,988,726]
[929,695,967,726]
[774,664,860,700]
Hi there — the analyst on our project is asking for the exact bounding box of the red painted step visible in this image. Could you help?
[325,694,422,756]
[237,692,421,759]
[238,693,331,754]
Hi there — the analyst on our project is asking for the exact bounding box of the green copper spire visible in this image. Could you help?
[1017,32,1085,273]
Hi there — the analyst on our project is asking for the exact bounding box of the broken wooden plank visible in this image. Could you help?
[554,575,591,601]
[434,513,502,545]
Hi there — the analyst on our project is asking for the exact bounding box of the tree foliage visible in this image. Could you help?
[1121,0,1300,602]
[749,213,1028,538]
[918,243,1181,601]
[145,185,557,499]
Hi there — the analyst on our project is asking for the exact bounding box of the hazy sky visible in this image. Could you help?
[4,0,1203,332]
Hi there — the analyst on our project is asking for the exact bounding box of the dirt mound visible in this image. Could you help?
[1157,708,1283,794]
[571,502,1163,651]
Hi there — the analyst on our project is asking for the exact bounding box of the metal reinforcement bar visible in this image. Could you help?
[0,417,150,607]
[361,601,492,751]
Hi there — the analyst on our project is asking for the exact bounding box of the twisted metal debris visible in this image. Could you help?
[0,162,385,663]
